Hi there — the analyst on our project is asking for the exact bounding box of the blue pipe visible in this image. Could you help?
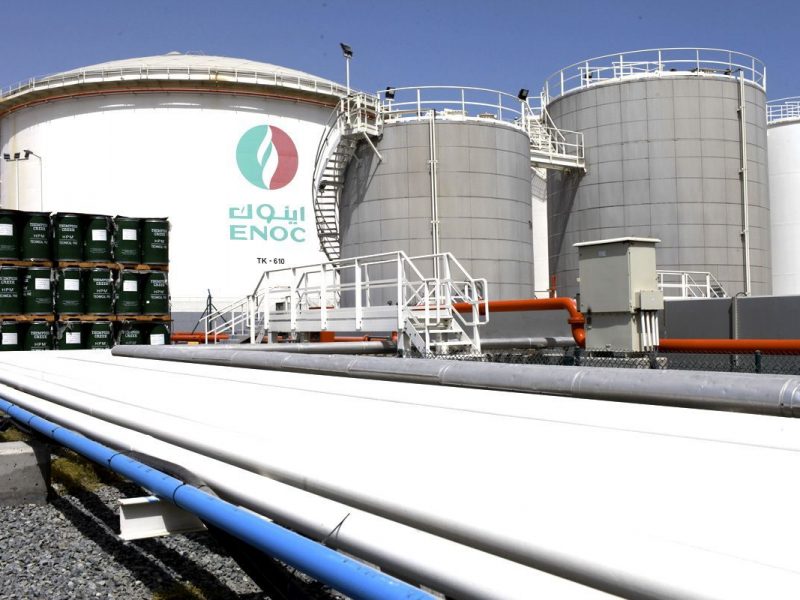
[0,397,433,600]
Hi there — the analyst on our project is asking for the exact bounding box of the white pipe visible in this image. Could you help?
[0,383,610,600]
[738,71,752,295]
[3,353,800,598]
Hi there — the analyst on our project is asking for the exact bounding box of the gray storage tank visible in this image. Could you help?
[544,48,770,298]
[338,87,535,299]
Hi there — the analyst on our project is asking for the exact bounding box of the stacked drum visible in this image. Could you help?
[0,208,170,351]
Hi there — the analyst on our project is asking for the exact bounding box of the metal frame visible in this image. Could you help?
[543,48,767,102]
[201,251,489,355]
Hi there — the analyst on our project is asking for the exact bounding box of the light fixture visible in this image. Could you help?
[340,43,352,58]
[2,154,9,161]
[385,86,396,100]
[517,88,529,101]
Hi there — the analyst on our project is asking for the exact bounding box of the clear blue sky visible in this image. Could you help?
[1,0,798,100]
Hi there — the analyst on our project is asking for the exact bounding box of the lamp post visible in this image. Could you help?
[340,43,352,96]
[2,150,43,210]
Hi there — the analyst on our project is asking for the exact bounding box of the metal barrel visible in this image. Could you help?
[113,216,141,264]
[53,213,83,261]
[142,271,169,315]
[0,320,20,351]
[83,215,113,262]
[0,210,20,259]
[141,218,169,265]
[55,267,83,315]
[23,267,53,314]
[20,212,51,261]
[116,321,142,345]
[84,321,114,349]
[115,270,141,315]
[83,267,114,315]
[148,322,170,346]
[23,320,53,351]
[56,321,83,350]
[0,266,23,314]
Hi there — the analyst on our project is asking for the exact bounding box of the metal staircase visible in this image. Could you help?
[201,251,489,356]
[524,96,586,172]
[313,93,383,261]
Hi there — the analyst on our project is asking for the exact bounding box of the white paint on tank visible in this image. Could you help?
[0,93,331,310]
[768,119,800,295]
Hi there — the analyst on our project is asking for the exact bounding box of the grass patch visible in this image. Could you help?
[0,423,28,443]
[152,582,207,600]
[51,448,126,492]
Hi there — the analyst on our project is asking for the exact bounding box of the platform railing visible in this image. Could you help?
[1,65,348,100]
[378,86,531,128]
[767,97,800,124]
[657,270,728,299]
[543,48,766,102]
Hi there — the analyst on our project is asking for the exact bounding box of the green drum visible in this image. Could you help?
[56,321,82,350]
[0,266,22,314]
[53,213,82,261]
[148,322,170,346]
[23,321,53,351]
[117,322,142,345]
[84,321,113,349]
[55,267,83,315]
[113,216,141,264]
[0,210,19,259]
[20,212,51,261]
[142,271,169,315]
[0,321,20,351]
[84,215,113,262]
[115,270,140,314]
[141,218,169,265]
[83,268,114,315]
[23,267,53,314]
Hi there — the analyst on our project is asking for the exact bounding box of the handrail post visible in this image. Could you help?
[320,263,328,331]
[248,295,256,344]
[354,258,362,331]
[397,254,404,330]
[290,268,297,339]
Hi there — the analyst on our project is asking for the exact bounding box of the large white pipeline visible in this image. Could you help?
[0,382,611,600]
[2,351,800,598]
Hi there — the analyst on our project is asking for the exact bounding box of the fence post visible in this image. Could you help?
[754,350,762,374]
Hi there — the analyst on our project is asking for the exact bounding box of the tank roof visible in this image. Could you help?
[0,52,346,114]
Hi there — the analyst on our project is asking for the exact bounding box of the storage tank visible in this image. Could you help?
[338,87,535,299]
[767,97,800,295]
[544,48,770,298]
[0,53,344,320]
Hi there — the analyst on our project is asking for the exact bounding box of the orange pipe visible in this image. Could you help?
[658,339,800,354]
[452,298,586,348]
[171,332,230,343]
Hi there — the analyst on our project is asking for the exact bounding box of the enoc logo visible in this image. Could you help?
[236,124,298,190]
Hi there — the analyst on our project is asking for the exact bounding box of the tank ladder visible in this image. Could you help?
[312,93,383,261]
[524,94,586,172]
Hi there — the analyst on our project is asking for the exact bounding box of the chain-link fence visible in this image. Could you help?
[415,348,800,375]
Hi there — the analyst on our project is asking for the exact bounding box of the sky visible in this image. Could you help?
[0,0,798,100]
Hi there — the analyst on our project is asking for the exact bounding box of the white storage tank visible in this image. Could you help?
[767,97,800,295]
[0,53,344,319]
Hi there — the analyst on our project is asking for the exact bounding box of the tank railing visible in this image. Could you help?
[767,97,800,123]
[377,86,530,129]
[1,65,349,100]
[657,270,728,299]
[543,48,766,102]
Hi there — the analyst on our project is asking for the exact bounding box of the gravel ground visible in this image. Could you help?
[0,441,344,600]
